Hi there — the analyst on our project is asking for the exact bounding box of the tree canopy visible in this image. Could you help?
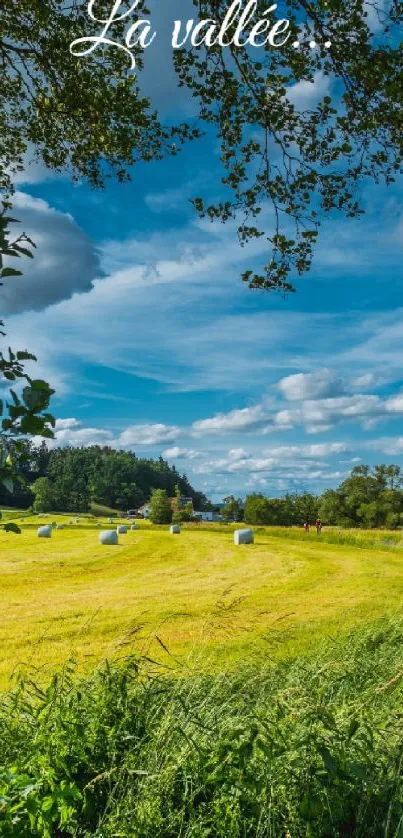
[0,0,198,195]
[149,488,173,524]
[1,0,402,290]
[176,0,403,290]
[0,441,208,514]
[319,464,403,528]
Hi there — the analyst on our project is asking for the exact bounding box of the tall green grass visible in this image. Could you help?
[251,526,403,552]
[2,617,403,836]
[181,522,403,552]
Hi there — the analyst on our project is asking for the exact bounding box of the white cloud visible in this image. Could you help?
[41,419,114,449]
[367,437,403,456]
[265,442,348,458]
[38,419,182,450]
[192,440,349,477]
[55,418,81,430]
[54,427,113,447]
[7,144,67,186]
[350,372,377,390]
[287,72,331,110]
[162,446,200,459]
[385,394,403,413]
[304,424,333,435]
[274,394,383,432]
[119,424,181,446]
[227,448,249,460]
[192,405,268,435]
[278,369,345,401]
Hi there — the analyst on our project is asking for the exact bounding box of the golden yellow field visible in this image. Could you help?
[1,514,403,688]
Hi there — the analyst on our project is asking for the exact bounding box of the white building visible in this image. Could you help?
[194,510,222,522]
[138,503,151,518]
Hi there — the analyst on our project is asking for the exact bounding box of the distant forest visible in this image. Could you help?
[0,442,209,513]
[243,465,403,529]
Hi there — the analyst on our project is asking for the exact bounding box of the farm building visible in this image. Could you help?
[137,503,151,518]
[135,498,194,519]
[194,510,222,522]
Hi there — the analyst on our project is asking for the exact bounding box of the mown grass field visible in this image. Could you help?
[1,513,403,688]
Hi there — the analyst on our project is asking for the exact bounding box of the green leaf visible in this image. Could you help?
[317,744,338,776]
[1,267,22,278]
[300,794,322,821]
[14,246,34,258]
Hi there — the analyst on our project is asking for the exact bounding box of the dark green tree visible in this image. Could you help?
[294,492,319,524]
[244,494,272,525]
[222,495,244,523]
[149,489,173,525]
[32,476,55,512]
[319,464,403,528]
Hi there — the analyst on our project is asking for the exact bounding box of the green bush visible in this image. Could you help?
[149,489,172,525]
[2,618,403,835]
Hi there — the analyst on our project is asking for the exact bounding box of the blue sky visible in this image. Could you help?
[4,29,403,502]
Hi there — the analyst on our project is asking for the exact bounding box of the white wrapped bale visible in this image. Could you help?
[117,524,127,534]
[56,524,63,530]
[234,528,254,545]
[75,518,80,523]
[108,517,113,523]
[131,524,138,530]
[170,525,181,534]
[38,525,52,538]
[99,530,118,545]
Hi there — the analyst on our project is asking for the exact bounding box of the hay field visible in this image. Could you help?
[1,515,403,687]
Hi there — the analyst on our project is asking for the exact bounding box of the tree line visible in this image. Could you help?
[0,442,208,514]
[225,465,403,529]
[2,446,402,529]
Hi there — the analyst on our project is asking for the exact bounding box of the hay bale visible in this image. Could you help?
[99,530,118,545]
[108,517,113,523]
[234,528,254,545]
[56,525,63,530]
[131,524,138,530]
[117,524,127,534]
[170,525,181,534]
[38,525,52,538]
[75,518,80,523]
